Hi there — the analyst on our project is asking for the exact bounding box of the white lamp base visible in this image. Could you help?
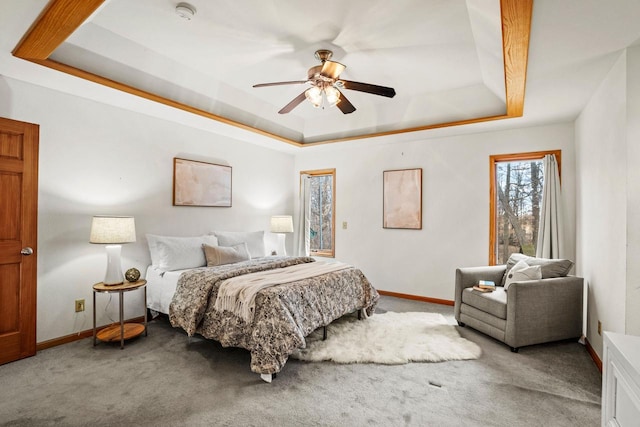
[276,233,287,256]
[103,245,124,285]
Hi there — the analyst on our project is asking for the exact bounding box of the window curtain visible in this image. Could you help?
[295,174,311,256]
[536,154,565,259]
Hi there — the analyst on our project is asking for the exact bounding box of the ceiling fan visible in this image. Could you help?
[253,49,396,114]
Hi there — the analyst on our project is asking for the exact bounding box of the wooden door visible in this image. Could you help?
[0,117,38,365]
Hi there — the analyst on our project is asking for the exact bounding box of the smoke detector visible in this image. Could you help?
[175,2,196,20]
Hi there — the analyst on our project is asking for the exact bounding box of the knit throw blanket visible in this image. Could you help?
[214,261,351,323]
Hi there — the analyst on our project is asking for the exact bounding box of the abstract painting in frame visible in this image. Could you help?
[383,168,422,229]
[173,158,232,207]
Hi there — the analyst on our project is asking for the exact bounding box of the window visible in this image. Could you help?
[303,169,335,257]
[489,150,561,265]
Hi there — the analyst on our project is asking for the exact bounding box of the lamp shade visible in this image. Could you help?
[270,215,293,233]
[90,216,136,244]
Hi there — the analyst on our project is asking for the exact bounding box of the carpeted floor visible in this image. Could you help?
[0,296,601,426]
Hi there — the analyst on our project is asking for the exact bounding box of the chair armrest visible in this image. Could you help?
[505,276,584,348]
[454,265,506,319]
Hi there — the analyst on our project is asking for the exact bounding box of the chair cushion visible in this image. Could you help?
[462,286,507,320]
[501,253,574,286]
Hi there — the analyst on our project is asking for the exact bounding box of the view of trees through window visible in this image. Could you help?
[494,159,545,264]
[308,172,334,256]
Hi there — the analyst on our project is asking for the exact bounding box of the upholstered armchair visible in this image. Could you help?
[454,254,584,352]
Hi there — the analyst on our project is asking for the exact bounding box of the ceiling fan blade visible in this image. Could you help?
[340,80,396,98]
[278,91,308,114]
[253,80,308,88]
[336,90,356,114]
[320,60,346,79]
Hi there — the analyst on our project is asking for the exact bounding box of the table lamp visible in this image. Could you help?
[270,215,293,256]
[90,215,136,285]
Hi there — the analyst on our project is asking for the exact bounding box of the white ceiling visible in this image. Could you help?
[1,0,640,149]
[50,0,506,143]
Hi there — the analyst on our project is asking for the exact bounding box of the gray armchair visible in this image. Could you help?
[454,263,583,352]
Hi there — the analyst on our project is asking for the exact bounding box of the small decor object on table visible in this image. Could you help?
[473,280,496,293]
[478,280,496,290]
[125,268,141,282]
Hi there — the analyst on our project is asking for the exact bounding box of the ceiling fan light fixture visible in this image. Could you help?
[325,86,340,106]
[254,49,395,115]
[175,2,197,20]
[305,87,322,108]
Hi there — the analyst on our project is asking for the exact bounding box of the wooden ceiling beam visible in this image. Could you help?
[501,0,533,117]
[13,0,105,60]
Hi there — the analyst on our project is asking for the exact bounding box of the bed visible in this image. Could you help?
[144,232,379,382]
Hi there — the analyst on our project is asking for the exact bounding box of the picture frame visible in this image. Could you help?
[173,158,232,207]
[383,168,422,229]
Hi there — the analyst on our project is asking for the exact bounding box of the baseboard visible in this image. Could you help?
[36,316,146,351]
[584,337,602,373]
[378,290,455,306]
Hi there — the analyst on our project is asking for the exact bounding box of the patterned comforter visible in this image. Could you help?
[169,256,379,375]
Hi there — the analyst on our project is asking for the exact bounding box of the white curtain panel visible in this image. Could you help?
[295,174,311,256]
[536,154,565,259]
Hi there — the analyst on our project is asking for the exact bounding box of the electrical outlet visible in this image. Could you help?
[75,299,85,313]
[597,320,602,336]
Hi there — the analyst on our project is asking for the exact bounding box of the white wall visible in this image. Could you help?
[0,74,584,346]
[294,123,576,301]
[575,52,628,357]
[626,45,640,336]
[0,76,295,342]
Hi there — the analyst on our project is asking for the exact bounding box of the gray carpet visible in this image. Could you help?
[0,296,601,426]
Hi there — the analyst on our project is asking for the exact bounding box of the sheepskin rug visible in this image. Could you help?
[290,311,482,364]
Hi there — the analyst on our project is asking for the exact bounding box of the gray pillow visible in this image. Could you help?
[502,253,574,286]
[203,243,250,267]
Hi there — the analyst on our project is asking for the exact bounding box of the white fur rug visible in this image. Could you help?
[290,311,482,364]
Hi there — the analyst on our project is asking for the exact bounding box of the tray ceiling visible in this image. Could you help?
[12,0,531,147]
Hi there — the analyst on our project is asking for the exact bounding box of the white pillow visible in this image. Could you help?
[504,259,542,291]
[212,231,266,258]
[146,234,218,271]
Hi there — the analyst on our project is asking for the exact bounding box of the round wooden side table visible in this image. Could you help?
[92,279,147,349]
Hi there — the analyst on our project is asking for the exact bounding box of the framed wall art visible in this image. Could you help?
[173,158,232,207]
[383,168,422,229]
